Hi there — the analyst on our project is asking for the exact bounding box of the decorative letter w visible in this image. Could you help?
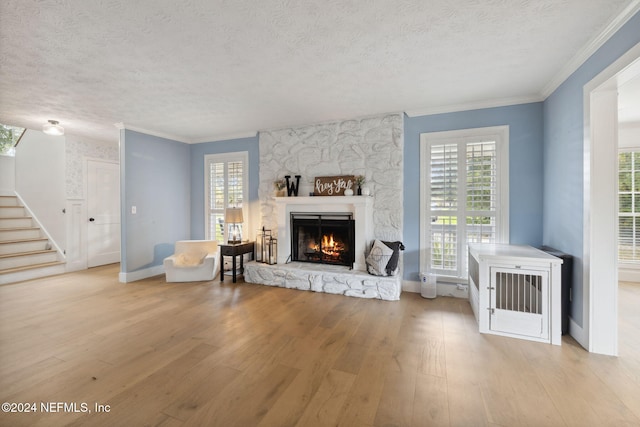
[284,175,301,197]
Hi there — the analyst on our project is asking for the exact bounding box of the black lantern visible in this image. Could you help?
[267,237,278,265]
[256,227,271,263]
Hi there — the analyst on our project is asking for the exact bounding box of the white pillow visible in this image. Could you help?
[174,252,207,267]
[366,239,394,276]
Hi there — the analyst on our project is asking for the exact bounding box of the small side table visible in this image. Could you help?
[220,241,255,283]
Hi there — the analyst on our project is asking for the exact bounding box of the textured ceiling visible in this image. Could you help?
[0,0,636,143]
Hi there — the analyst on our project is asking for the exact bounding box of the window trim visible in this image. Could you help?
[204,151,249,242]
[419,126,509,282]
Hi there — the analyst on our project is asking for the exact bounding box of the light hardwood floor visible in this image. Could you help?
[1,264,639,426]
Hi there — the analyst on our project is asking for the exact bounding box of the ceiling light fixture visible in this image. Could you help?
[43,120,64,136]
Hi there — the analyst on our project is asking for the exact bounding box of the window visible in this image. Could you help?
[619,151,640,264]
[205,152,248,243]
[420,126,509,281]
[0,123,25,156]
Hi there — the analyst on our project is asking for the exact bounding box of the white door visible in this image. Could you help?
[489,267,549,340]
[87,160,120,267]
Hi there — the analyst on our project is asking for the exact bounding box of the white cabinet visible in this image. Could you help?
[468,244,563,345]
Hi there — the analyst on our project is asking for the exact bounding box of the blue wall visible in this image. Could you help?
[543,11,640,327]
[120,130,191,273]
[189,135,260,239]
[403,102,545,281]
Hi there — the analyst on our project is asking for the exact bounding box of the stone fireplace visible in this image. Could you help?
[244,113,404,301]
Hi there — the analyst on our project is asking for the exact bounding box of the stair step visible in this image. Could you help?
[0,217,33,228]
[0,196,20,206]
[0,249,58,270]
[0,261,65,276]
[0,228,41,241]
[0,238,49,255]
[0,206,25,217]
[0,249,56,259]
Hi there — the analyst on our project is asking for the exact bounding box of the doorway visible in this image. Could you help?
[617,75,640,281]
[585,42,640,356]
[87,159,120,267]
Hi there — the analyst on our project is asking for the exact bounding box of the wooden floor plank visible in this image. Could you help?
[373,370,417,427]
[294,369,356,427]
[161,364,242,422]
[412,374,450,427]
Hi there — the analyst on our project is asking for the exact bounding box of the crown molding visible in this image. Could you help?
[190,130,258,144]
[404,95,543,118]
[113,123,257,144]
[113,123,190,143]
[540,0,640,99]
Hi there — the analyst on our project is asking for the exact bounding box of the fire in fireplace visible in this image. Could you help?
[290,212,355,268]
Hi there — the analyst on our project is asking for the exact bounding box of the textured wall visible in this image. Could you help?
[65,135,119,199]
[259,113,403,241]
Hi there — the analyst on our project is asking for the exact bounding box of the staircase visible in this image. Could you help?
[0,195,65,285]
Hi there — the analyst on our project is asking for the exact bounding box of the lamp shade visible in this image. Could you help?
[224,207,243,224]
[43,120,64,136]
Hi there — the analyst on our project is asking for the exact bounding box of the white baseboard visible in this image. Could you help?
[65,259,87,273]
[618,266,640,283]
[402,280,421,293]
[119,265,165,283]
[569,317,588,349]
[402,280,469,299]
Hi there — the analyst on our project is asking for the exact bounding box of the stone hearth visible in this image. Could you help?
[245,195,402,301]
[244,262,401,301]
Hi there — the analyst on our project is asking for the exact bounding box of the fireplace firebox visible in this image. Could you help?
[291,212,355,268]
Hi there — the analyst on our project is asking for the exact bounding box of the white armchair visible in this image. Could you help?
[163,240,220,282]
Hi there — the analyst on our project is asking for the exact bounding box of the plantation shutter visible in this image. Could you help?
[619,151,640,264]
[205,153,248,243]
[429,143,459,273]
[428,139,500,280]
[465,141,498,246]
[228,161,244,208]
[208,161,225,243]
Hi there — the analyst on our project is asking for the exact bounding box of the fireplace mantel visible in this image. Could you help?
[274,195,373,205]
[274,196,373,271]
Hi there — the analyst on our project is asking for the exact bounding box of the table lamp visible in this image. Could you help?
[224,207,243,244]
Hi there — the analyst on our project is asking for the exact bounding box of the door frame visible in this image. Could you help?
[583,41,640,355]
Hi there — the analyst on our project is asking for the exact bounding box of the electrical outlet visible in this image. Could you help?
[131,206,137,214]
